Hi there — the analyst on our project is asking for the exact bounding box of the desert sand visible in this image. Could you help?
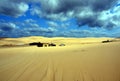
[0,36,120,81]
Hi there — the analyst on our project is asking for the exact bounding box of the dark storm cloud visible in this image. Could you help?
[31,0,119,28]
[0,0,29,17]
[0,0,119,31]
[11,0,40,3]
[40,0,115,13]
[91,0,115,12]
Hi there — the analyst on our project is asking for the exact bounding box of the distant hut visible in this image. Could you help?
[29,42,56,47]
[29,42,43,47]
[102,40,112,43]
[37,42,43,47]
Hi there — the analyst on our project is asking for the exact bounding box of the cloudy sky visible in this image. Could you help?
[0,0,120,37]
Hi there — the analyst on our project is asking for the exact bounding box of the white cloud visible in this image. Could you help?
[24,19,36,23]
[0,22,17,31]
[47,21,58,27]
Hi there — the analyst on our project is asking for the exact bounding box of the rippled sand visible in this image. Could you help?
[0,37,120,81]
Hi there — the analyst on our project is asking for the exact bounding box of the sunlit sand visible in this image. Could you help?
[0,36,120,81]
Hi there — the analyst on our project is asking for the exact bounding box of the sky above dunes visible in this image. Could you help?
[0,0,120,37]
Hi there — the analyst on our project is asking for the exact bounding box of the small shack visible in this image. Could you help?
[29,42,43,47]
[102,40,112,43]
[29,42,56,47]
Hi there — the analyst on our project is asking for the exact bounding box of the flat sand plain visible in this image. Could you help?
[0,37,120,81]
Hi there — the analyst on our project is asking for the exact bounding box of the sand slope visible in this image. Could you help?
[0,37,120,81]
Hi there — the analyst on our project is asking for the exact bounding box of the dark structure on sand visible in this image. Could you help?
[29,42,56,47]
[102,40,113,43]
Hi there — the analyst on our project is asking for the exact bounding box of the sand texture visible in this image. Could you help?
[0,37,120,81]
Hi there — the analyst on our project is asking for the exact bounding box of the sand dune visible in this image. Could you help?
[0,36,113,46]
[0,37,120,81]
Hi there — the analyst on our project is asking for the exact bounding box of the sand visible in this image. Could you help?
[0,37,120,81]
